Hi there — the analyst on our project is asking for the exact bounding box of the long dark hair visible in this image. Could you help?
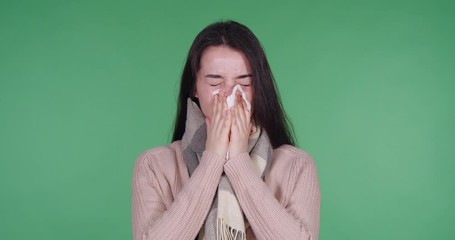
[172,20,295,148]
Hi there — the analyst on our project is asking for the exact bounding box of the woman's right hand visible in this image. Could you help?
[205,91,231,158]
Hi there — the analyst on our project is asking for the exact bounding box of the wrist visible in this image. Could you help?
[228,148,248,160]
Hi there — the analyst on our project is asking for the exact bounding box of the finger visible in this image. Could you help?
[215,92,225,121]
[238,104,249,132]
[234,97,241,120]
[236,91,242,108]
[222,108,233,136]
[231,107,237,128]
[236,94,247,128]
[220,93,230,129]
[240,95,248,112]
[221,91,228,112]
[241,96,252,123]
[212,94,219,117]
[205,117,211,128]
[226,108,232,127]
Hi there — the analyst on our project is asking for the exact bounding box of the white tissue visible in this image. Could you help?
[212,84,251,111]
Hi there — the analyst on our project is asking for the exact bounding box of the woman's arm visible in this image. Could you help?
[224,151,321,240]
[131,93,232,239]
[131,149,225,240]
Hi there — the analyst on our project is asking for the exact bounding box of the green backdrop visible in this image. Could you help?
[1,0,454,239]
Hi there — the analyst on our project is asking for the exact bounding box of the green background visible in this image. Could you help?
[1,0,454,239]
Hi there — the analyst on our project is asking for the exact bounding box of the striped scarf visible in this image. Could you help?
[181,98,273,240]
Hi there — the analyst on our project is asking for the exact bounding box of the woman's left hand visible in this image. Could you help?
[228,92,252,158]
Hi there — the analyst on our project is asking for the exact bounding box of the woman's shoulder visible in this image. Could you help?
[271,144,317,170]
[133,141,184,171]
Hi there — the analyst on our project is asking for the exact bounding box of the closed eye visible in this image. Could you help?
[237,74,252,87]
[205,74,223,86]
[237,74,252,79]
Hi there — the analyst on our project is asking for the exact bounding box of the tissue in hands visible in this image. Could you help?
[212,84,251,111]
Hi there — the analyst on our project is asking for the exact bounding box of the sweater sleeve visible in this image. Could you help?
[131,149,225,240]
[223,152,321,240]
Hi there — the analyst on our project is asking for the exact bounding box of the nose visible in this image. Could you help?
[224,80,236,96]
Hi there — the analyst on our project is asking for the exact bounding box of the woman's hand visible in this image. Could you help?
[228,92,252,158]
[205,91,231,158]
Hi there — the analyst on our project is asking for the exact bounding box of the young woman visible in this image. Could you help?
[132,21,320,240]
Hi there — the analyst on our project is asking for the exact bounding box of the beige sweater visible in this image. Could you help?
[131,141,320,240]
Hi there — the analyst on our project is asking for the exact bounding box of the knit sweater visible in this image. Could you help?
[131,141,320,240]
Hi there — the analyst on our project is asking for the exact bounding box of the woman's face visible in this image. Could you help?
[194,46,253,118]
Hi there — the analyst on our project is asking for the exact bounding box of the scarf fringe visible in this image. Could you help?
[217,218,246,240]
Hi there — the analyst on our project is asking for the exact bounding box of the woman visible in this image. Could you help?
[132,21,320,240]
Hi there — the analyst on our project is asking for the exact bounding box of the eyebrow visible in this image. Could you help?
[204,74,253,79]
[204,74,222,78]
[236,74,253,79]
